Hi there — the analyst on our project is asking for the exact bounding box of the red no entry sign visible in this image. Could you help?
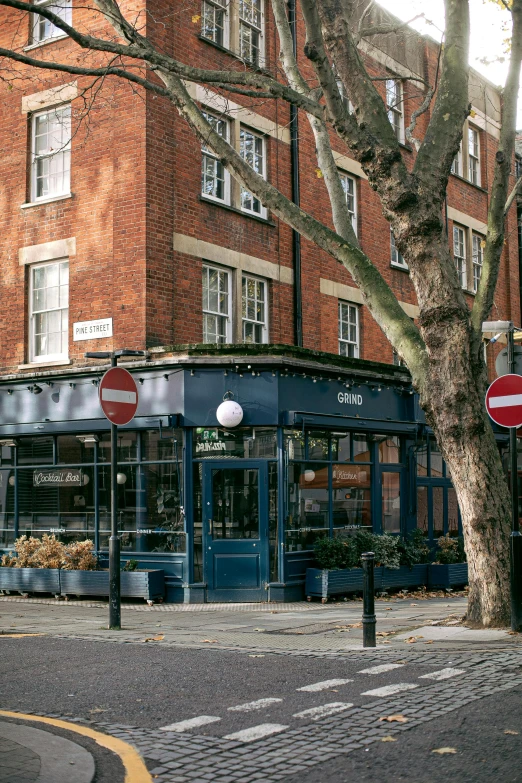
[486,374,522,429]
[99,367,138,426]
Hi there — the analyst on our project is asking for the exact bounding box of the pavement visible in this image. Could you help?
[1,592,521,782]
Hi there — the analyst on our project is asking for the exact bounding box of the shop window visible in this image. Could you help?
[382,472,401,533]
[417,485,428,533]
[29,259,69,363]
[447,487,459,536]
[377,435,401,463]
[430,440,444,478]
[193,463,203,582]
[353,434,370,462]
[433,485,444,537]
[201,111,230,204]
[31,0,71,44]
[416,443,428,475]
[284,430,305,461]
[211,467,259,539]
[17,436,54,465]
[141,429,183,462]
[0,468,15,547]
[331,432,350,462]
[307,431,329,460]
[286,463,329,551]
[242,274,268,343]
[57,434,97,465]
[268,462,278,582]
[332,463,371,531]
[202,263,232,344]
[194,427,277,459]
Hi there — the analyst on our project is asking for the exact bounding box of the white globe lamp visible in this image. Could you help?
[216,399,244,428]
[117,472,128,485]
[304,469,316,483]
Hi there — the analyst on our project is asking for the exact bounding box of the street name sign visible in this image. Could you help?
[99,367,138,425]
[73,318,113,341]
[485,374,522,429]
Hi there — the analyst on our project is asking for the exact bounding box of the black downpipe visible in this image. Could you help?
[288,0,303,347]
[518,206,522,320]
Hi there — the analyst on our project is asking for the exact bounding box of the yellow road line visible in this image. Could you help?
[0,710,152,783]
[0,633,44,638]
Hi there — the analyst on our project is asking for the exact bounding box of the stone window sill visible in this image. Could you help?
[199,195,275,226]
[21,193,73,209]
[450,172,488,194]
[24,34,69,52]
[391,262,409,273]
[18,359,72,370]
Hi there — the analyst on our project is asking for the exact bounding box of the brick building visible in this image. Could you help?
[0,1,519,601]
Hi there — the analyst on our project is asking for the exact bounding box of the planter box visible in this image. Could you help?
[305,567,384,602]
[382,564,428,591]
[428,563,468,589]
[60,569,165,602]
[0,567,61,595]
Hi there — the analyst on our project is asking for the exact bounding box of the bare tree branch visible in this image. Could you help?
[504,175,522,217]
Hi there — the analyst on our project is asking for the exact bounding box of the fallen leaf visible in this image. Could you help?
[253,628,266,632]
[385,608,393,611]
[425,640,434,644]
[143,634,164,642]
[504,730,519,735]
[201,639,218,643]
[379,714,408,723]
[377,631,393,637]
[410,603,418,606]
[381,736,397,742]
[432,747,457,755]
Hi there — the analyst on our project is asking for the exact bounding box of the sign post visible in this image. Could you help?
[486,366,522,632]
[85,350,146,630]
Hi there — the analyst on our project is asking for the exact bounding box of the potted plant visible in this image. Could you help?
[0,535,165,603]
[385,529,431,589]
[428,535,468,588]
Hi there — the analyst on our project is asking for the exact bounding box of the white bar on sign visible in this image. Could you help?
[101,388,136,404]
[489,393,522,408]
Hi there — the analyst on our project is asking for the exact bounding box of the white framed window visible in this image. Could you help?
[32,0,71,44]
[242,275,268,343]
[339,172,357,234]
[201,0,228,47]
[338,301,359,358]
[240,126,266,217]
[202,264,232,344]
[451,141,463,177]
[201,111,230,203]
[390,230,408,270]
[29,260,69,363]
[453,225,467,288]
[468,126,481,186]
[31,104,71,201]
[239,0,263,65]
[386,78,404,144]
[472,233,484,293]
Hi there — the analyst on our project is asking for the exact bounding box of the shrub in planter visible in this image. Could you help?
[62,540,98,571]
[2,535,98,571]
[435,534,466,564]
[313,536,358,570]
[397,530,431,569]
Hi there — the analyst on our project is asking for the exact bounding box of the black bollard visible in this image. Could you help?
[362,551,376,648]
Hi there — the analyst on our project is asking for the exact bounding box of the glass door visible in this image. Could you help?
[203,461,269,601]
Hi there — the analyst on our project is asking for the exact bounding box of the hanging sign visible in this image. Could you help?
[33,468,82,487]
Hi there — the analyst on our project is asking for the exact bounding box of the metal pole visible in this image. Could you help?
[362,552,376,647]
[108,354,121,630]
[508,328,522,631]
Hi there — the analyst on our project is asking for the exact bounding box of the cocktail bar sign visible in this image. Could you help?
[33,469,82,487]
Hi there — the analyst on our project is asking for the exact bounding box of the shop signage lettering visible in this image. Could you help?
[195,441,226,453]
[73,318,113,341]
[33,469,82,487]
[337,392,363,405]
[49,527,66,534]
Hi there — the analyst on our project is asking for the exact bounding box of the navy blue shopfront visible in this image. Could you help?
[0,354,474,602]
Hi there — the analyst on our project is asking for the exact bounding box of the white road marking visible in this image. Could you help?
[358,664,405,675]
[361,683,419,697]
[101,388,137,404]
[223,723,288,742]
[489,393,522,408]
[293,702,354,720]
[297,678,353,692]
[419,668,465,681]
[228,698,283,712]
[159,715,221,732]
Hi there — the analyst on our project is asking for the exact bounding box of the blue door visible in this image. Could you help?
[203,461,269,602]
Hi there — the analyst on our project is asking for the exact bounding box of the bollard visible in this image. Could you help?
[362,551,376,648]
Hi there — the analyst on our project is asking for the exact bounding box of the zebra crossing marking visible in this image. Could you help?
[361,683,419,698]
[358,663,405,675]
[293,702,354,720]
[160,715,221,732]
[223,723,289,742]
[297,678,353,692]
[228,698,283,712]
[419,668,465,681]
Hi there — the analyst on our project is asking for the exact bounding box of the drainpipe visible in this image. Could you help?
[518,205,522,319]
[288,0,303,347]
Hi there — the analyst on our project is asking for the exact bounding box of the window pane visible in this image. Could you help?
[447,487,459,537]
[430,440,443,478]
[332,463,371,531]
[417,486,428,533]
[382,472,401,533]
[211,468,259,539]
[285,462,329,551]
[433,486,444,537]
[378,436,401,463]
[331,432,350,462]
[285,429,305,461]
[194,427,276,459]
[353,435,370,462]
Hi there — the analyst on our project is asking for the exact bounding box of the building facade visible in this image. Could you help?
[0,1,519,601]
